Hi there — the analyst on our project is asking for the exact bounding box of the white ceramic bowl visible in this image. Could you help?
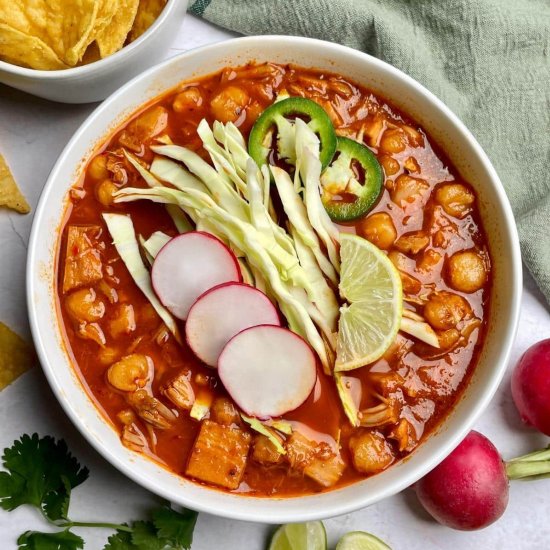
[0,0,187,104]
[27,36,522,523]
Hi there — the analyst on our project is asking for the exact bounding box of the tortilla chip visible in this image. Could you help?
[129,0,167,42]
[0,322,34,391]
[0,23,69,70]
[0,0,101,66]
[0,154,30,214]
[86,0,119,51]
[81,40,102,65]
[95,0,140,58]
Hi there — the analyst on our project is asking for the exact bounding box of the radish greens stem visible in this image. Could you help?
[506,445,550,480]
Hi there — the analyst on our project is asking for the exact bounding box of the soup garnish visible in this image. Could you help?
[57,63,491,496]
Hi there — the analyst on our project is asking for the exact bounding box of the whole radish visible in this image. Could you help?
[415,431,509,530]
[511,339,550,436]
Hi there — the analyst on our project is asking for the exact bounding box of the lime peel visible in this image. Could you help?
[336,530,392,550]
[335,233,402,372]
[269,521,327,550]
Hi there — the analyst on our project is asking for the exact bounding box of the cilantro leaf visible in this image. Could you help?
[17,529,84,550]
[42,476,72,522]
[104,529,137,550]
[0,434,89,521]
[131,521,165,550]
[102,506,199,550]
[1,435,199,550]
[152,506,198,550]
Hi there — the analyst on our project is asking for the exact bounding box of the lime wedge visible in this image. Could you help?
[269,521,327,550]
[336,531,392,550]
[335,233,402,371]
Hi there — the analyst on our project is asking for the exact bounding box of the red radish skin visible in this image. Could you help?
[511,339,550,436]
[151,232,241,320]
[218,325,317,418]
[415,431,509,531]
[185,282,281,367]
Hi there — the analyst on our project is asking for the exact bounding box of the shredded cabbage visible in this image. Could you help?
[142,230,171,259]
[290,225,339,332]
[102,213,181,344]
[266,419,293,434]
[125,151,194,233]
[115,119,343,372]
[335,373,360,427]
[295,119,340,270]
[241,414,286,455]
[151,144,249,220]
[197,119,248,195]
[271,165,338,285]
[400,316,440,348]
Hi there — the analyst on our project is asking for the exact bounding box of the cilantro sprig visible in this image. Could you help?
[0,434,198,550]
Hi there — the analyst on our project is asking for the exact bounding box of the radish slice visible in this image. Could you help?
[186,282,281,367]
[151,232,241,320]
[218,325,317,418]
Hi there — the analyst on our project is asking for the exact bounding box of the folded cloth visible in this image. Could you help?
[190,0,550,305]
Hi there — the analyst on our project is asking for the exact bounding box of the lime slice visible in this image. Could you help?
[269,521,327,550]
[335,233,402,371]
[336,531,391,550]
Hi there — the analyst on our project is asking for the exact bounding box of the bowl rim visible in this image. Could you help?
[0,0,180,78]
[26,35,522,522]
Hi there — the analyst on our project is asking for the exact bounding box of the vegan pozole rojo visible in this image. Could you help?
[57,63,491,496]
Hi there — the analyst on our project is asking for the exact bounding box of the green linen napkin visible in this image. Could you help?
[190,0,550,305]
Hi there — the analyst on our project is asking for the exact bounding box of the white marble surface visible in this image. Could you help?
[1,14,549,550]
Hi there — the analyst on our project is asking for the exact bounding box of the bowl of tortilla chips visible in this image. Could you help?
[0,0,187,103]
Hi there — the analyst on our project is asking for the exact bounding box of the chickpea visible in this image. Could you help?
[403,156,420,173]
[172,87,203,113]
[390,174,429,207]
[387,250,409,271]
[252,435,284,465]
[389,418,417,452]
[349,430,395,475]
[108,303,136,339]
[246,101,265,125]
[77,322,106,347]
[401,272,422,294]
[117,408,137,426]
[417,249,442,272]
[357,213,397,250]
[424,292,471,330]
[88,155,109,181]
[363,115,386,147]
[210,86,249,123]
[65,288,105,323]
[134,106,169,140]
[210,397,240,426]
[402,125,424,147]
[95,179,118,207]
[438,328,461,350]
[319,99,342,126]
[107,354,152,392]
[379,154,400,176]
[435,183,475,219]
[394,232,430,255]
[379,128,406,154]
[387,251,422,294]
[447,250,487,293]
[98,346,119,365]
